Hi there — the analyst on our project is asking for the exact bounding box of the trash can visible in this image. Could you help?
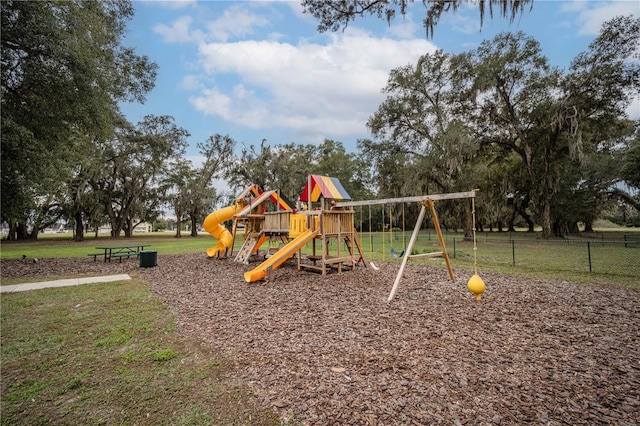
[139,250,157,268]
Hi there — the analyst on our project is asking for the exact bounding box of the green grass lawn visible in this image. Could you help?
[0,231,223,259]
[0,279,281,426]
[336,230,640,289]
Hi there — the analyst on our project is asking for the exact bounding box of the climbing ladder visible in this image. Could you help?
[344,228,367,267]
[234,232,268,264]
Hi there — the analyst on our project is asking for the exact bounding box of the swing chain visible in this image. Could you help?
[472,194,478,275]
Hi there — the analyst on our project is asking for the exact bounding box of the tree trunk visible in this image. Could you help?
[110,218,123,238]
[175,216,182,237]
[517,201,535,232]
[174,200,182,238]
[21,222,29,239]
[568,221,579,234]
[190,216,198,237]
[584,220,594,232]
[17,222,29,240]
[29,224,38,239]
[74,211,84,242]
[463,208,472,239]
[540,198,552,239]
[6,220,16,241]
[521,212,534,232]
[105,202,120,238]
[508,208,516,232]
[124,217,133,238]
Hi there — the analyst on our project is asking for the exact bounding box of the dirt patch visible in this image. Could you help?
[2,254,639,425]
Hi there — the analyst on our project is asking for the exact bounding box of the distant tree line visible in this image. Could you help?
[1,1,638,241]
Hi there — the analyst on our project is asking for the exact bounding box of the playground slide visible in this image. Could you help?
[244,229,319,283]
[203,204,244,257]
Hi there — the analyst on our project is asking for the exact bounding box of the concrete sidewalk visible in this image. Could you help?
[0,274,132,293]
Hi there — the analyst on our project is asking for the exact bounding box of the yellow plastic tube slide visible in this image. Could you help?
[203,204,243,257]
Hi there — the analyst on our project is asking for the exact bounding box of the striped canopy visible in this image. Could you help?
[299,175,351,202]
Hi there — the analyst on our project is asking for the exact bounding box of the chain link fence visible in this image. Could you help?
[401,231,640,279]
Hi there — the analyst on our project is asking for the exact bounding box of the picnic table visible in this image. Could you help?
[89,244,151,262]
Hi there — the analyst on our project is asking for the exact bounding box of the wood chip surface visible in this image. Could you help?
[3,254,639,425]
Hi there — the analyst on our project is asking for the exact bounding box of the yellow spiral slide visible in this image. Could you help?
[203,203,244,257]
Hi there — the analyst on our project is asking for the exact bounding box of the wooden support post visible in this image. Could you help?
[266,265,273,282]
[387,203,427,302]
[387,197,457,302]
[426,198,454,281]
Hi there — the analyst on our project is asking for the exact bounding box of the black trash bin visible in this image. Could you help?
[139,250,157,268]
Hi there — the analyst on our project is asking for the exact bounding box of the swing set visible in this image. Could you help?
[360,203,406,264]
[389,203,406,258]
[337,190,485,302]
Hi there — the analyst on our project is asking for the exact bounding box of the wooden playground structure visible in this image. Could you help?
[204,175,479,299]
[204,175,367,282]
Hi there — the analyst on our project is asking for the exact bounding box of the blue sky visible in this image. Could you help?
[121,0,639,163]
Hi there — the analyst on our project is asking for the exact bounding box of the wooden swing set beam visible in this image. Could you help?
[335,190,476,208]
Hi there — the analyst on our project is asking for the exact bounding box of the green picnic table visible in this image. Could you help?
[89,244,151,262]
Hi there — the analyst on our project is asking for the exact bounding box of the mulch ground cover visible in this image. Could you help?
[2,253,639,425]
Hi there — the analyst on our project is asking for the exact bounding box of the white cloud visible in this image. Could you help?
[285,1,306,18]
[141,0,197,10]
[180,74,202,91]
[162,0,196,10]
[154,4,271,44]
[154,15,193,43]
[386,12,422,39]
[205,5,270,42]
[445,12,482,35]
[190,86,234,118]
[190,30,436,143]
[432,1,485,35]
[559,0,588,14]
[574,1,638,35]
